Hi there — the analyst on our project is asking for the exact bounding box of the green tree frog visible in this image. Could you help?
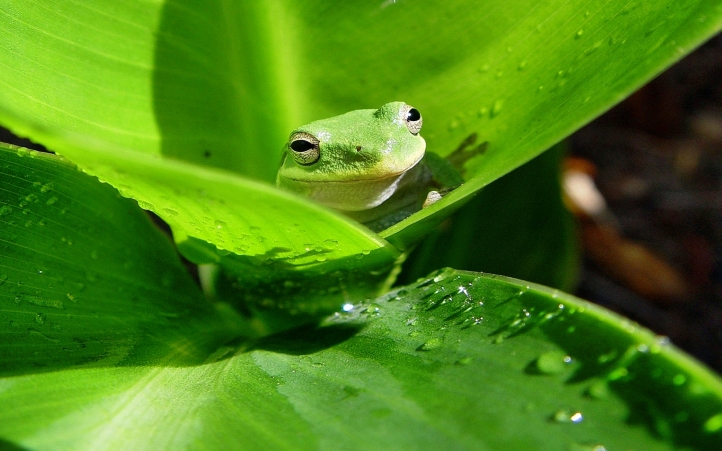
[276,102,462,231]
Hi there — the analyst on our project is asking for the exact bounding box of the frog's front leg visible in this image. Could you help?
[420,152,465,209]
[422,190,443,208]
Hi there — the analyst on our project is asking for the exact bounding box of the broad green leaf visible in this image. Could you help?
[0,144,236,374]
[1,1,720,255]
[65,137,398,265]
[399,144,579,291]
[3,263,721,450]
[0,118,396,268]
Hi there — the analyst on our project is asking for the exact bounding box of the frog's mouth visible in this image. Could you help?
[279,157,426,211]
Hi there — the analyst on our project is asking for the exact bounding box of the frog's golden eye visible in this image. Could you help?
[404,105,423,135]
[289,132,320,165]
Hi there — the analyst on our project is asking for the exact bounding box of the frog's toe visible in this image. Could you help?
[422,190,443,208]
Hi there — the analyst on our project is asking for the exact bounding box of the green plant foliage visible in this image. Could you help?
[0,145,236,374]
[1,1,721,256]
[2,0,722,449]
[3,146,720,449]
[3,217,722,450]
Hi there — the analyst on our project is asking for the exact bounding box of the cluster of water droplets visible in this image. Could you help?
[443,2,705,151]
[0,154,116,347]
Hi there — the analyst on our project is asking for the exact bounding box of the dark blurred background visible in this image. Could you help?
[572,32,722,373]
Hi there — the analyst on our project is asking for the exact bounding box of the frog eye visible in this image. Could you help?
[288,132,320,165]
[404,105,423,135]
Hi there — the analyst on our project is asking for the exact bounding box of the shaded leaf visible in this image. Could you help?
[0,144,234,375]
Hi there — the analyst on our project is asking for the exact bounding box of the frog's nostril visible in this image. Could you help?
[356,146,362,152]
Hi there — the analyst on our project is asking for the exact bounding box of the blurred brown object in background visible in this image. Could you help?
[564,157,689,305]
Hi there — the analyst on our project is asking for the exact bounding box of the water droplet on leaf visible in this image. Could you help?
[552,409,584,423]
[417,337,443,351]
[491,99,504,117]
[704,413,722,432]
[535,351,573,374]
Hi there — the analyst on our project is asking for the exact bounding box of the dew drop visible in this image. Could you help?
[672,374,687,386]
[15,147,31,157]
[40,182,54,193]
[585,380,609,399]
[163,208,179,218]
[214,219,226,229]
[535,351,573,374]
[23,194,38,204]
[417,337,443,351]
[0,274,7,287]
[704,413,722,432]
[552,409,584,423]
[45,196,58,205]
[517,60,527,71]
[0,205,11,216]
[491,99,504,118]
[575,29,584,38]
[607,367,628,381]
[136,200,156,211]
[35,313,46,324]
[456,357,473,365]
[25,296,65,309]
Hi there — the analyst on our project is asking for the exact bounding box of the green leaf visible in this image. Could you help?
[0,144,235,374]
[399,143,579,291]
[1,1,720,255]
[3,263,721,449]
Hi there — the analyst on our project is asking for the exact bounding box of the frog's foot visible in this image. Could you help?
[422,190,443,208]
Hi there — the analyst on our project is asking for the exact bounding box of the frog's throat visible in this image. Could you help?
[279,159,427,212]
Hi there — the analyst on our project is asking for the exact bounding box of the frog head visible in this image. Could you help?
[276,102,425,211]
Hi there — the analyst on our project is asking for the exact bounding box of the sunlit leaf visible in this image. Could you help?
[0,1,719,253]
